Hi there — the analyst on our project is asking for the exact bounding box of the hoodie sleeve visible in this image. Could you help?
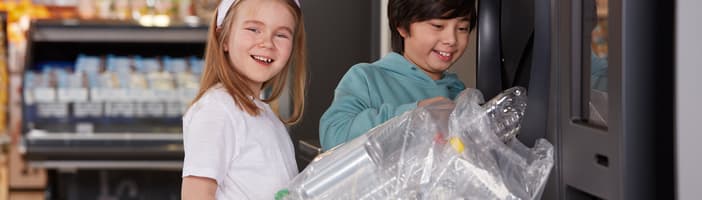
[319,66,417,151]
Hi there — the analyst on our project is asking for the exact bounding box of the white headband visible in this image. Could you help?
[216,0,301,28]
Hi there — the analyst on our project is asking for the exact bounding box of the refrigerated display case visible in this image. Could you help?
[21,20,206,166]
[16,19,206,200]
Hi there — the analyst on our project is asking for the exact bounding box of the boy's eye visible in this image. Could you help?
[458,27,469,32]
[431,24,443,29]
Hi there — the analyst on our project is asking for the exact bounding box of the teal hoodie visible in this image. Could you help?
[319,52,466,150]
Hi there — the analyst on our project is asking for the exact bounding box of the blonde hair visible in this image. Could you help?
[192,0,307,125]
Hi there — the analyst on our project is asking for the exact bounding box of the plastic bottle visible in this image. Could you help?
[280,87,529,200]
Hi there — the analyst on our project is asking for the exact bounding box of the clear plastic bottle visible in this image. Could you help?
[280,87,530,200]
[478,86,528,143]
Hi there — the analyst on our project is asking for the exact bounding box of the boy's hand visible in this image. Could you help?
[418,96,451,107]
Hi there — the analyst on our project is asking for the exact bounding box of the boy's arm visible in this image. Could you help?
[319,68,417,151]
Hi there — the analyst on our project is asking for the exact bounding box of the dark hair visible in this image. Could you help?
[388,0,477,54]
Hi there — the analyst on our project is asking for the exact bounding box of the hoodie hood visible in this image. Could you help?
[374,52,465,99]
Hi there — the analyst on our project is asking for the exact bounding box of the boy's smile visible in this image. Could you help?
[433,49,456,62]
[400,17,471,80]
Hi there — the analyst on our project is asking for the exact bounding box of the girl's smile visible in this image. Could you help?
[251,54,274,65]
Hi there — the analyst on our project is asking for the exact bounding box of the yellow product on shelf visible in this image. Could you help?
[0,12,7,200]
[0,56,5,134]
[0,70,5,134]
[0,0,49,43]
[0,12,7,134]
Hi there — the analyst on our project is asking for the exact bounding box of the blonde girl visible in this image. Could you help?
[181,0,306,199]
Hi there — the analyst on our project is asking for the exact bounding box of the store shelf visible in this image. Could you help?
[30,20,208,43]
[23,130,183,163]
[25,130,182,140]
[28,160,182,170]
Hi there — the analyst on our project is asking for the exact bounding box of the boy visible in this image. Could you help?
[319,0,477,150]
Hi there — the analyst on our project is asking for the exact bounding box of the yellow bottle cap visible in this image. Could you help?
[449,137,465,153]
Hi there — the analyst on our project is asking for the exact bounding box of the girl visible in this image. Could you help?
[181,0,306,199]
[319,0,477,150]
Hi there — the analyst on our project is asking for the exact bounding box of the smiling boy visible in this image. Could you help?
[319,0,477,150]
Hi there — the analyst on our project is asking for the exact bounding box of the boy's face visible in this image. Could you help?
[399,17,471,80]
[225,0,295,91]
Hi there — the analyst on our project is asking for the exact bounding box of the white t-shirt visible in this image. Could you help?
[182,85,298,199]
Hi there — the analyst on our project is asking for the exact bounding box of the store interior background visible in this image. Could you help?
[3,0,702,200]
[0,0,478,199]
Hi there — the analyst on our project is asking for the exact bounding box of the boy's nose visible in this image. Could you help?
[441,30,458,46]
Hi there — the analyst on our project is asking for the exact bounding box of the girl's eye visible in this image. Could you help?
[431,24,443,29]
[276,33,290,39]
[245,28,259,33]
[458,27,469,32]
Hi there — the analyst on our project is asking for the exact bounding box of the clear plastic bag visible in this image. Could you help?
[278,87,554,200]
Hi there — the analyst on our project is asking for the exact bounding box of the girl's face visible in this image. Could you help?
[399,17,471,80]
[225,0,295,93]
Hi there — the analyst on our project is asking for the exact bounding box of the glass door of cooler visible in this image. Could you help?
[552,0,675,199]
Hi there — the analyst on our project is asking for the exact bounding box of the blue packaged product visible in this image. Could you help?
[189,56,203,75]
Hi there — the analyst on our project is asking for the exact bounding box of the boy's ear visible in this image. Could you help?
[397,27,409,38]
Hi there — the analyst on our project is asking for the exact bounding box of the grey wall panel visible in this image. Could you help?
[676,0,702,199]
[292,0,379,168]
[453,30,477,88]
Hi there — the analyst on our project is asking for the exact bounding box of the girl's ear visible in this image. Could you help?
[397,27,409,38]
[223,39,230,52]
[216,27,229,52]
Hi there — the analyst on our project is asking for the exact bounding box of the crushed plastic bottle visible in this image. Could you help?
[278,87,553,200]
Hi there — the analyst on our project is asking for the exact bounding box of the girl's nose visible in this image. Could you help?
[257,35,275,49]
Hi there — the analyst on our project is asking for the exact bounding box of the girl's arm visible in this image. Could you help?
[182,176,217,200]
[181,93,239,199]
